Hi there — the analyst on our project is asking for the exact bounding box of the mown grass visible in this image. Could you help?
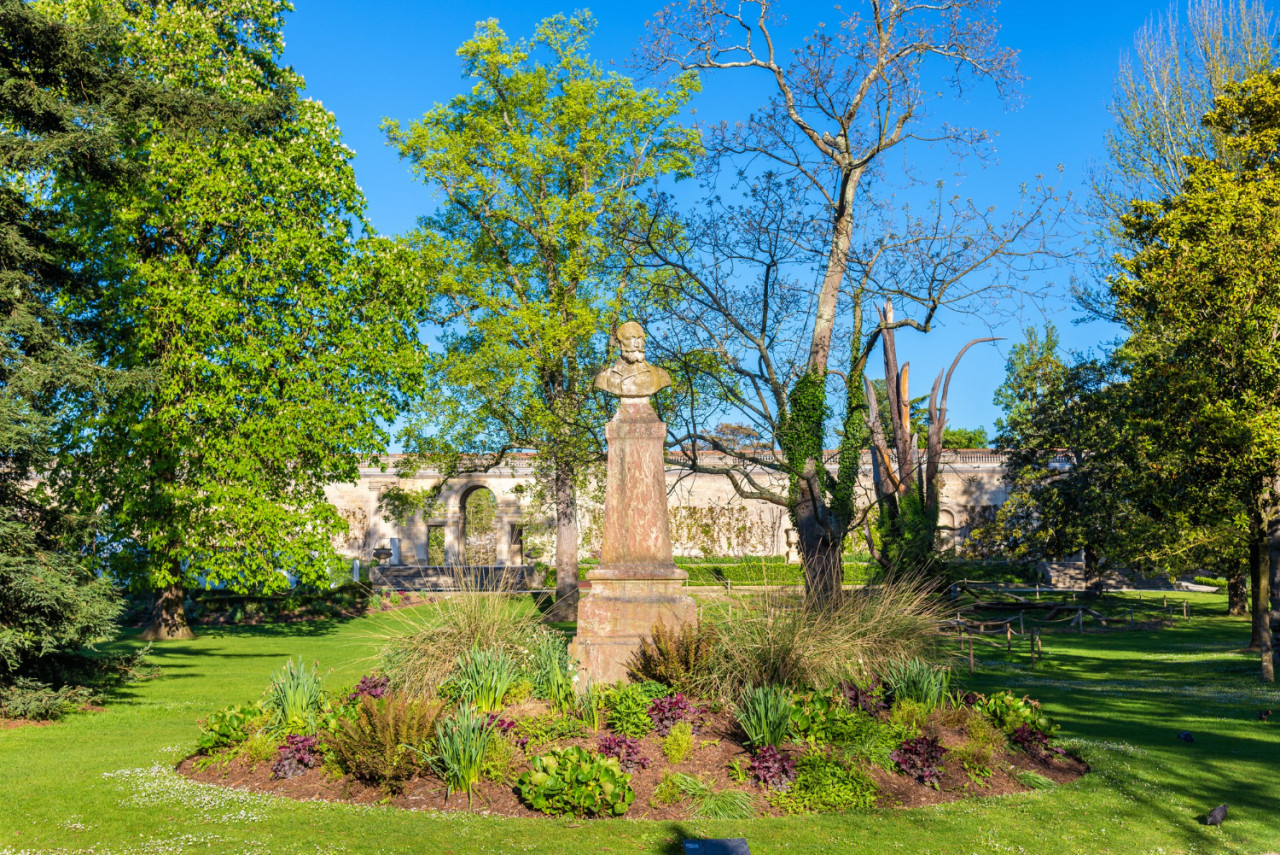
[2,592,1278,853]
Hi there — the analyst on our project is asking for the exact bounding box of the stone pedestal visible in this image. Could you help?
[572,398,696,684]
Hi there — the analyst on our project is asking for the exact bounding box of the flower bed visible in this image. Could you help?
[181,651,1086,819]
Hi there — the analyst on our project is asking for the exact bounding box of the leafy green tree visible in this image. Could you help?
[1111,70,1280,678]
[45,0,422,639]
[0,0,230,702]
[941,427,989,450]
[384,14,698,618]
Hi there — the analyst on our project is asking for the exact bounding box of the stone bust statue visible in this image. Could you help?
[594,321,671,398]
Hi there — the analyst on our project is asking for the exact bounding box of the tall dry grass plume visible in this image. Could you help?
[377,567,546,698]
[701,570,945,699]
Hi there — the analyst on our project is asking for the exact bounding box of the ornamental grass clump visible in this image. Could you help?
[701,575,943,699]
[453,648,518,713]
[428,702,496,805]
[377,568,541,698]
[263,658,325,736]
[736,685,793,750]
[528,630,575,713]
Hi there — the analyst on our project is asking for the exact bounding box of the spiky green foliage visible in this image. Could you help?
[735,685,793,750]
[428,703,496,805]
[263,658,325,737]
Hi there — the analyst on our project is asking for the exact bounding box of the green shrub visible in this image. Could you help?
[769,750,877,814]
[263,658,325,736]
[196,702,262,753]
[736,685,793,749]
[514,712,589,747]
[651,770,682,806]
[626,619,716,695]
[603,683,657,738]
[236,731,280,765]
[504,678,534,706]
[481,732,521,784]
[453,648,517,713]
[887,698,929,735]
[839,717,903,772]
[662,720,694,764]
[1193,576,1228,590]
[0,679,92,721]
[975,691,1058,735]
[428,702,495,804]
[516,746,635,817]
[790,688,867,744]
[328,694,442,793]
[881,659,951,711]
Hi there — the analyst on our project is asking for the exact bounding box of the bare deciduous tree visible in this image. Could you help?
[634,0,1065,600]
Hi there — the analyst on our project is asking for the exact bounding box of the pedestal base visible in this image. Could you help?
[571,575,697,685]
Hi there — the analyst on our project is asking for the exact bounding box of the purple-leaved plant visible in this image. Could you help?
[597,735,650,772]
[647,693,705,736]
[838,677,888,715]
[272,735,321,780]
[748,745,796,790]
[485,714,516,735]
[890,736,947,789]
[1010,725,1064,760]
[348,674,389,703]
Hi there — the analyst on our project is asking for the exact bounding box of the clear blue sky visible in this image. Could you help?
[279,0,1249,437]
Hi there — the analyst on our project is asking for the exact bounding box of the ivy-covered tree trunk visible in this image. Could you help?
[141,580,193,641]
[548,460,580,622]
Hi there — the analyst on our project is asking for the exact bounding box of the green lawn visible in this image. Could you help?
[3,593,1278,854]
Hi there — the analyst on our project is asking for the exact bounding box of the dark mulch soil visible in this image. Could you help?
[179,705,1088,820]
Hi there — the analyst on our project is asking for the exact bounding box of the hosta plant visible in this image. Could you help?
[516,746,636,817]
[976,691,1058,735]
[196,703,260,753]
[891,735,947,789]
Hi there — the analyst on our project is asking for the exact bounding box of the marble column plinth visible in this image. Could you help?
[571,398,696,684]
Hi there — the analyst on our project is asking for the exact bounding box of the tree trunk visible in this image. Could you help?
[1250,538,1264,649]
[1227,563,1248,616]
[1255,530,1274,682]
[796,489,843,605]
[141,581,195,641]
[1269,499,1280,676]
[546,461,580,623]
